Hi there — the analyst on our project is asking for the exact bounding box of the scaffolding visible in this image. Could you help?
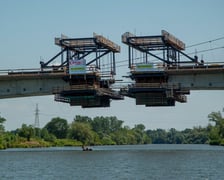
[41,33,123,107]
[122,30,197,68]
[121,30,191,106]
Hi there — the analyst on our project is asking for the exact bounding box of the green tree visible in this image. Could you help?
[111,129,128,145]
[101,135,116,145]
[0,117,18,149]
[119,126,139,145]
[132,124,146,144]
[146,129,168,144]
[0,116,6,149]
[209,127,221,145]
[91,116,123,138]
[108,116,123,133]
[208,111,224,138]
[18,124,34,141]
[45,117,68,139]
[68,122,96,145]
[91,116,109,136]
[74,115,92,124]
[0,116,6,134]
[208,111,224,145]
[167,128,184,144]
[40,128,56,142]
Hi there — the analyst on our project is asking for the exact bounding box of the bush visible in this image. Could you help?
[101,136,116,145]
[53,139,82,146]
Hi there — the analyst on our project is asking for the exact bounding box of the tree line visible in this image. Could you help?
[0,110,224,149]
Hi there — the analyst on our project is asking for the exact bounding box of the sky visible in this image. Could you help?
[0,0,224,131]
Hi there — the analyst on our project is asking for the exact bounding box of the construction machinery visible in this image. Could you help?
[121,30,224,106]
[0,33,123,108]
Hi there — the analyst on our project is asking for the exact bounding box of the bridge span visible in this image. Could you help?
[0,31,224,107]
[0,69,67,99]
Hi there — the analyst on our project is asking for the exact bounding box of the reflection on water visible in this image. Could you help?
[0,144,223,180]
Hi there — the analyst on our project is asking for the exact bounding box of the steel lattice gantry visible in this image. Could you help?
[41,33,120,74]
[122,30,199,68]
[121,30,195,106]
[41,33,123,107]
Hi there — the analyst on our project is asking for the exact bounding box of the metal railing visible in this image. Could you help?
[0,67,66,76]
[129,61,224,72]
[166,61,224,70]
[52,84,96,94]
[0,66,111,78]
[132,82,181,90]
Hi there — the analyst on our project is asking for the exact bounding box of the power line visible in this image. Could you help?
[186,36,224,48]
[187,46,224,55]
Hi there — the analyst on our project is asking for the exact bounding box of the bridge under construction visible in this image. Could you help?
[0,31,224,107]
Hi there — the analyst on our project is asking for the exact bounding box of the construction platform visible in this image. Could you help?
[0,33,123,107]
[1,30,224,108]
[53,72,123,108]
[40,33,122,107]
[121,30,224,106]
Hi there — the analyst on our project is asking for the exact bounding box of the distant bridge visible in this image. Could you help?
[0,31,224,107]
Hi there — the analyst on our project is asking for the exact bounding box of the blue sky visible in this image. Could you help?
[0,0,224,130]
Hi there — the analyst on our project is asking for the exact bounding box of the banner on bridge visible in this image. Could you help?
[69,57,86,74]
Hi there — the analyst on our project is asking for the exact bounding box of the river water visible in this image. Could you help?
[0,144,223,180]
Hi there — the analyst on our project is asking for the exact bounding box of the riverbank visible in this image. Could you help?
[1,137,223,150]
[0,137,83,149]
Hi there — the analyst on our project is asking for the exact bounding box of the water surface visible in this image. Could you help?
[0,144,223,180]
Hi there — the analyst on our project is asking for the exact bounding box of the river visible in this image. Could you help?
[0,144,223,180]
